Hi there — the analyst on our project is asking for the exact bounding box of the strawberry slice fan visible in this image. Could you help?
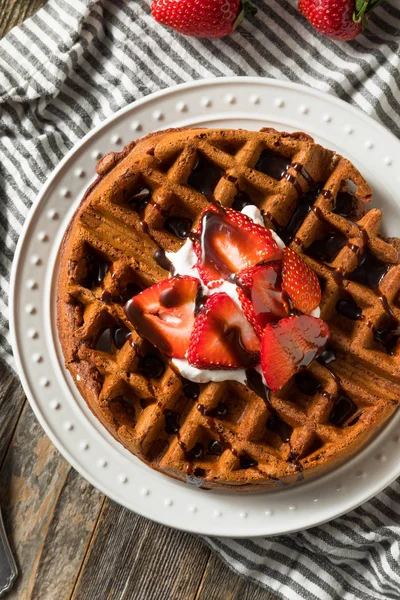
[125,205,330,392]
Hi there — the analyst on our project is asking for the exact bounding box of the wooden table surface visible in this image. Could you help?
[0,2,277,598]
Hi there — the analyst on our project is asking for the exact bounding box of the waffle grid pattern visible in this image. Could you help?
[57,128,400,490]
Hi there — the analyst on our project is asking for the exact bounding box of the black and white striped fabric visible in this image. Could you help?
[1,1,400,598]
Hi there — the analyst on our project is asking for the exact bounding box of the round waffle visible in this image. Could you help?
[57,127,400,491]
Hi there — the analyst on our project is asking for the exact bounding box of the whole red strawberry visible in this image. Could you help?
[298,0,382,41]
[151,0,256,39]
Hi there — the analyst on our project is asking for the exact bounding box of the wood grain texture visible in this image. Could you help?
[0,399,104,600]
[0,1,277,598]
[71,500,210,600]
[0,369,25,468]
[0,0,47,37]
[196,553,276,600]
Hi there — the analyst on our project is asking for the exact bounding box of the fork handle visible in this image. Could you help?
[0,510,17,597]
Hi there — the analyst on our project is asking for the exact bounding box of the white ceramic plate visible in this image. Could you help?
[10,77,400,537]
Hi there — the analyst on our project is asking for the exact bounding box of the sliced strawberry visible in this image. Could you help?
[281,247,321,314]
[261,316,330,392]
[124,276,199,358]
[193,206,281,287]
[187,292,260,369]
[236,263,288,338]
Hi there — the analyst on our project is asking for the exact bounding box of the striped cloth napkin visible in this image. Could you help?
[1,1,400,598]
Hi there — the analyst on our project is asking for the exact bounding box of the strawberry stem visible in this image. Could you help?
[354,0,382,28]
[234,0,257,30]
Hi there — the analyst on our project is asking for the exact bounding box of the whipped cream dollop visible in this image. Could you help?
[171,358,248,384]
[166,205,319,384]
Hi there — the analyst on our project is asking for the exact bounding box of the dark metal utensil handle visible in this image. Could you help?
[0,510,17,597]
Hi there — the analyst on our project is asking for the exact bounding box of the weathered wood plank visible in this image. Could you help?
[0,401,104,600]
[196,551,275,600]
[71,500,211,600]
[0,368,25,467]
[0,0,47,38]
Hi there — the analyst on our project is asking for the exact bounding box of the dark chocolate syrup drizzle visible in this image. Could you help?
[278,184,322,245]
[374,292,400,354]
[315,346,362,426]
[95,325,131,352]
[113,326,132,349]
[125,185,174,272]
[224,174,237,183]
[220,327,259,368]
[245,368,269,403]
[295,371,322,396]
[232,190,253,211]
[292,162,314,186]
[162,410,198,482]
[348,249,390,288]
[284,173,302,196]
[208,440,224,456]
[139,352,166,378]
[255,149,291,180]
[165,216,193,240]
[129,186,169,219]
[318,345,337,366]
[197,402,228,418]
[379,292,397,321]
[336,296,362,321]
[182,379,200,400]
[374,327,400,355]
[164,410,180,434]
[127,187,152,212]
[293,188,397,354]
[321,188,356,219]
[161,405,207,486]
[102,282,142,305]
[245,369,302,473]
[266,415,293,443]
[153,249,173,271]
[194,286,207,316]
[188,154,224,201]
[240,454,258,469]
[264,210,280,231]
[84,251,110,289]
[332,191,355,218]
[329,394,357,426]
[336,292,399,355]
[286,162,316,196]
[197,402,260,473]
[161,381,224,485]
[306,230,347,263]
[137,218,173,273]
[187,442,204,461]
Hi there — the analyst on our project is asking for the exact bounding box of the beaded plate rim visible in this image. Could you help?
[9,77,400,537]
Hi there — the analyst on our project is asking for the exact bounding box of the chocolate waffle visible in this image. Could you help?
[57,127,400,491]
